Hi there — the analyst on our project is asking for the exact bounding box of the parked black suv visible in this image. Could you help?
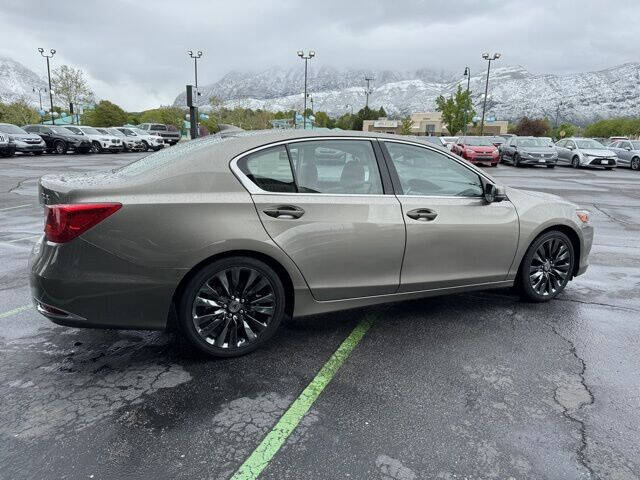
[137,123,181,145]
[23,125,92,154]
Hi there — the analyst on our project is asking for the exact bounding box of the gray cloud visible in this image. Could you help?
[1,0,638,110]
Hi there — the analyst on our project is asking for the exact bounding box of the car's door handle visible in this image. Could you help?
[406,208,438,221]
[263,205,305,219]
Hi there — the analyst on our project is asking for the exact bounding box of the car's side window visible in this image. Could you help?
[287,140,383,195]
[238,146,296,193]
[384,142,483,197]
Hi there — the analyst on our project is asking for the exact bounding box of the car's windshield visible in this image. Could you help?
[0,124,28,134]
[631,141,640,149]
[518,138,552,147]
[50,127,72,134]
[109,129,125,137]
[132,128,148,135]
[575,139,605,149]
[65,126,83,135]
[464,137,494,146]
[120,129,137,136]
[96,128,109,134]
[81,127,101,135]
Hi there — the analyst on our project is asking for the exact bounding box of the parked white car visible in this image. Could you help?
[65,126,123,153]
[118,127,165,152]
[100,128,145,152]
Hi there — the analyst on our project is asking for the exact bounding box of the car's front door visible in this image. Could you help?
[238,139,405,301]
[616,141,632,166]
[381,140,519,292]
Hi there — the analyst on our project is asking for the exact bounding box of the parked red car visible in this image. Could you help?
[452,136,500,167]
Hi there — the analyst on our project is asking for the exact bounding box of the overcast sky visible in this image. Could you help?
[1,0,638,111]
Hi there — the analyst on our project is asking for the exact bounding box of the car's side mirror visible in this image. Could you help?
[483,181,506,203]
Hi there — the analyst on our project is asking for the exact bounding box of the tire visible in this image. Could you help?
[177,256,286,358]
[54,140,67,155]
[571,156,580,169]
[514,154,521,168]
[142,141,150,151]
[631,157,640,171]
[91,141,102,153]
[518,231,575,302]
[547,164,555,169]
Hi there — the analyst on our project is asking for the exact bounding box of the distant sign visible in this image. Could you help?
[373,120,398,128]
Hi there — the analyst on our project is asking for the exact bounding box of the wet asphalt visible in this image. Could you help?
[0,151,639,480]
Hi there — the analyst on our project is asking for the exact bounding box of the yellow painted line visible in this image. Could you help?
[230,317,374,480]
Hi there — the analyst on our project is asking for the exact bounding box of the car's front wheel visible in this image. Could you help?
[518,231,575,302]
[178,257,286,357]
[572,156,580,168]
[631,157,640,171]
[91,141,102,153]
[54,140,67,154]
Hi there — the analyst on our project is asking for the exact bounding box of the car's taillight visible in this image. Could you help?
[44,203,122,243]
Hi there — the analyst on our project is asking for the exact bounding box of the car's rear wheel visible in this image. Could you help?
[142,140,150,151]
[178,256,286,357]
[518,231,574,302]
[631,157,640,171]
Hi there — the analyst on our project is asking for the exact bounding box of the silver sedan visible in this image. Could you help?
[30,130,593,357]
[608,140,640,170]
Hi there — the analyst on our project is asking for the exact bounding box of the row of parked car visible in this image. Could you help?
[0,122,181,157]
[427,134,639,171]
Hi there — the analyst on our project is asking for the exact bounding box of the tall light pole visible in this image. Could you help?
[188,50,203,137]
[364,76,374,109]
[32,86,47,111]
[555,101,564,129]
[38,48,56,125]
[297,50,315,129]
[462,67,471,135]
[480,52,500,136]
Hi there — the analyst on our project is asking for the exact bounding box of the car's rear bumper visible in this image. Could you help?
[29,236,184,330]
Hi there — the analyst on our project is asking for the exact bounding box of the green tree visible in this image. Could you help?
[584,117,640,138]
[140,106,185,130]
[351,106,384,131]
[399,117,413,135]
[335,113,354,130]
[511,117,551,137]
[0,99,41,125]
[200,115,219,134]
[52,65,94,109]
[82,100,128,127]
[552,123,576,140]
[313,111,334,128]
[435,84,474,136]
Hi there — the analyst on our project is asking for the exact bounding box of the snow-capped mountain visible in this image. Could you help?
[174,63,640,125]
[0,56,48,107]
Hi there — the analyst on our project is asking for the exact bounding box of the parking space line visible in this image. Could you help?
[0,304,31,319]
[230,316,374,480]
[4,234,41,244]
[0,204,32,212]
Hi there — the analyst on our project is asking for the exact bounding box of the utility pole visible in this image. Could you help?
[462,67,471,135]
[555,101,564,129]
[38,48,56,125]
[480,52,501,136]
[187,50,203,138]
[297,50,315,129]
[364,76,374,109]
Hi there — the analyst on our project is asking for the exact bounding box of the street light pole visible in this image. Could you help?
[297,50,315,129]
[463,67,470,135]
[38,48,56,125]
[364,76,374,109]
[555,101,564,129]
[188,50,203,137]
[480,52,501,136]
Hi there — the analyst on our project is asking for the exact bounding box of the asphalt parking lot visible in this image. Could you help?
[1,151,639,480]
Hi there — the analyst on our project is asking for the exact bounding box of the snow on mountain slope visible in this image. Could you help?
[0,56,48,106]
[176,63,640,125]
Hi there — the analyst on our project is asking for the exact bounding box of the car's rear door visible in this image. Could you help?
[616,141,632,166]
[380,140,519,292]
[236,139,405,301]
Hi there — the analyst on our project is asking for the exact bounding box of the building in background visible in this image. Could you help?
[363,112,509,136]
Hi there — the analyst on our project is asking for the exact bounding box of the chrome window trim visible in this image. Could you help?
[230,136,387,195]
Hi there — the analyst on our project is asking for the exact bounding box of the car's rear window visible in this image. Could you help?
[238,146,296,193]
[152,124,167,131]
